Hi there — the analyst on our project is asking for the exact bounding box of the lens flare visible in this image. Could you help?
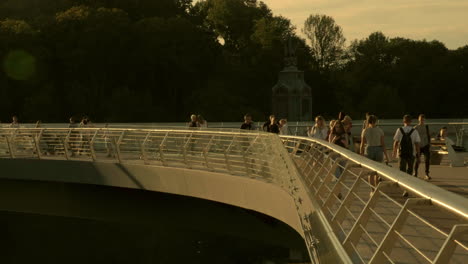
[3,50,36,80]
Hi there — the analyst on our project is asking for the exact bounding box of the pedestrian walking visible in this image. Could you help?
[360,115,389,191]
[268,116,280,134]
[262,115,275,132]
[393,115,421,197]
[414,114,431,180]
[188,114,199,128]
[240,114,257,130]
[279,119,288,135]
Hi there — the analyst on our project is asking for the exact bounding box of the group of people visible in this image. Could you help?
[236,111,448,197]
[4,113,448,182]
[308,113,434,175]
[309,112,444,196]
[1,115,94,129]
[239,114,288,134]
[187,114,208,128]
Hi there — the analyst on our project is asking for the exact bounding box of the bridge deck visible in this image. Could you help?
[354,162,468,263]
[422,165,468,198]
[1,127,467,264]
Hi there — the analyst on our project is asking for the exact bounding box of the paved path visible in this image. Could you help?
[387,162,468,198]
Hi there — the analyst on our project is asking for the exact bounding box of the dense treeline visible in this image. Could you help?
[0,0,466,122]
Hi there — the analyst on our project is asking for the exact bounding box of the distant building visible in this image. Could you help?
[272,40,312,122]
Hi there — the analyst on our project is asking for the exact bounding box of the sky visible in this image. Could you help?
[262,0,468,49]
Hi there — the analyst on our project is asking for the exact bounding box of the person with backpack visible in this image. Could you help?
[393,115,421,176]
[414,114,431,180]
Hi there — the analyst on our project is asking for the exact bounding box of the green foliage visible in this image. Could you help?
[303,14,345,70]
[0,18,35,34]
[335,31,467,118]
[202,0,271,50]
[3,49,36,80]
[0,0,466,123]
[251,16,294,49]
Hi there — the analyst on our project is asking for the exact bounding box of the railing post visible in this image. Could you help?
[292,139,303,155]
[140,131,151,165]
[242,134,259,176]
[454,124,463,146]
[182,133,192,168]
[316,158,346,203]
[5,136,15,158]
[369,198,431,264]
[37,129,44,158]
[159,132,168,166]
[342,181,394,256]
[301,144,326,179]
[113,137,122,163]
[296,143,318,172]
[89,129,99,161]
[202,135,215,170]
[33,135,41,159]
[310,153,340,189]
[331,169,367,225]
[433,224,468,264]
[62,137,70,160]
[224,140,234,173]
[65,129,72,158]
[322,164,361,210]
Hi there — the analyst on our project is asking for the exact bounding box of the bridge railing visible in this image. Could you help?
[280,135,468,264]
[0,127,287,184]
[0,127,467,264]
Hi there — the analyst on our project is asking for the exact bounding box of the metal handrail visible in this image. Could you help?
[282,136,468,218]
[0,128,467,264]
[280,135,468,264]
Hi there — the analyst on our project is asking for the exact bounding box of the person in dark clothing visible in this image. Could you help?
[262,115,280,134]
[414,114,431,180]
[188,114,199,128]
[330,120,348,182]
[262,115,275,132]
[240,114,256,130]
[393,115,421,175]
[330,121,348,149]
[68,117,78,128]
[269,119,280,134]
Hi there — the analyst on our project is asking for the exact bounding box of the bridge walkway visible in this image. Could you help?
[0,128,467,264]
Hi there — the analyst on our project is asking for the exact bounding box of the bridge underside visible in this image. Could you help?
[0,178,309,264]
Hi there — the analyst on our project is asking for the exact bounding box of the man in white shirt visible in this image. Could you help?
[393,115,421,176]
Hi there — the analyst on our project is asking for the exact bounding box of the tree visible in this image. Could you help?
[251,16,294,49]
[303,14,345,70]
[199,0,271,51]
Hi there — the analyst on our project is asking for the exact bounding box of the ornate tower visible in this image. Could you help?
[272,39,312,122]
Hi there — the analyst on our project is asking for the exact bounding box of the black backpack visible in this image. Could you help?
[399,127,414,158]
